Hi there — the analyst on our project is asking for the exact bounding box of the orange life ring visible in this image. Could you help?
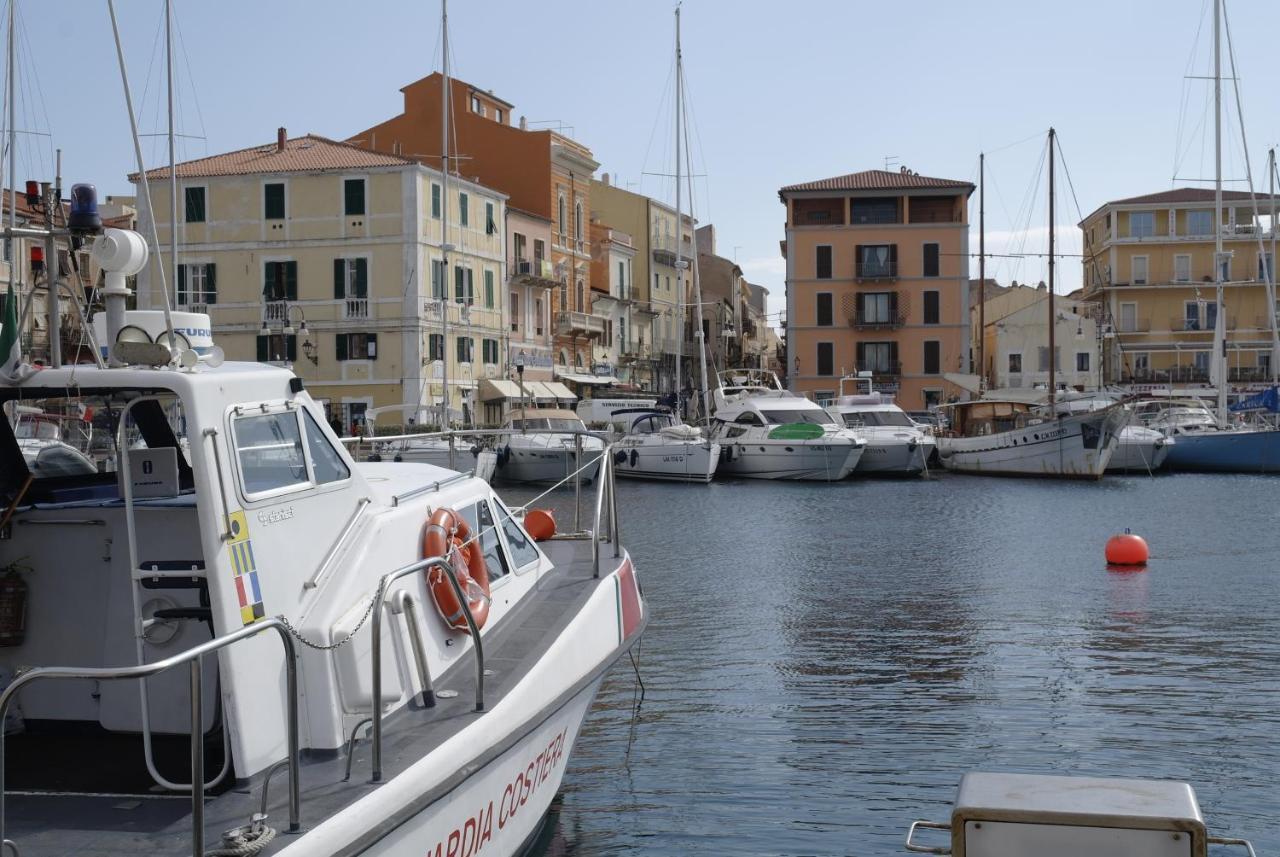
[423,507,491,633]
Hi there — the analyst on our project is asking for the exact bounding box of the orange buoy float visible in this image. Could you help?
[423,507,491,633]
[523,508,557,542]
[1105,528,1149,567]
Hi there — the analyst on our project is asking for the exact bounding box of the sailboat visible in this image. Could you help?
[613,6,721,483]
[937,129,1126,479]
[1142,0,1280,473]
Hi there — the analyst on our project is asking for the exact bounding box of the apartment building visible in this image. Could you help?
[974,283,1101,390]
[587,221,638,388]
[779,168,975,408]
[132,131,507,429]
[347,73,603,394]
[1080,188,1280,386]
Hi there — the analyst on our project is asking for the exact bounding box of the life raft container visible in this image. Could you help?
[423,507,491,633]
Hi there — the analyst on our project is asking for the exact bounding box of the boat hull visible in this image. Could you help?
[937,408,1124,479]
[1163,427,1280,473]
[614,441,720,483]
[717,439,862,481]
[498,444,603,485]
[1107,428,1171,473]
[854,436,935,476]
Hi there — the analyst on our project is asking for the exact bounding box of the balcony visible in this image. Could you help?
[854,260,898,283]
[510,257,558,288]
[263,301,288,323]
[1115,318,1152,333]
[858,362,902,380]
[179,301,208,316]
[651,232,693,266]
[619,344,653,363]
[1230,366,1272,383]
[1169,316,1235,332]
[1255,315,1280,329]
[555,310,606,338]
[342,297,370,320]
[851,310,907,330]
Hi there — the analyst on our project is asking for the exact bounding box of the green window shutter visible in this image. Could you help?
[455,266,464,302]
[334,259,345,299]
[484,270,494,308]
[486,202,495,235]
[355,259,368,298]
[431,184,441,218]
[368,333,378,360]
[256,335,269,362]
[459,193,468,226]
[263,262,277,298]
[205,264,217,304]
[265,183,285,219]
[177,264,187,304]
[185,187,205,223]
[344,179,365,216]
[286,261,298,300]
[335,334,348,361]
[286,334,298,362]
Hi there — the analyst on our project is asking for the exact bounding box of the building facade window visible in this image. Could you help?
[431,260,446,299]
[1008,353,1022,374]
[482,338,499,364]
[177,263,216,306]
[184,186,206,223]
[459,192,469,227]
[857,341,897,373]
[333,257,368,299]
[922,243,940,277]
[816,342,834,377]
[1076,352,1090,372]
[457,337,474,363]
[335,332,378,361]
[455,266,474,305]
[535,297,544,335]
[427,333,444,361]
[923,290,940,325]
[264,182,286,220]
[859,292,895,324]
[1132,255,1149,285]
[1132,351,1150,373]
[856,244,896,278]
[816,293,833,326]
[815,245,832,279]
[1260,251,1274,282]
[923,340,941,375]
[1193,351,1210,372]
[256,333,295,363]
[1174,254,1191,282]
[1129,211,1154,238]
[851,197,897,224]
[431,183,441,219]
[1187,210,1213,235]
[557,194,566,240]
[1036,346,1061,372]
[509,292,519,332]
[576,279,585,312]
[471,95,482,114]
[1119,302,1137,332]
[263,260,298,301]
[343,178,365,216]
[574,201,584,248]
[485,201,496,235]
[484,269,495,309]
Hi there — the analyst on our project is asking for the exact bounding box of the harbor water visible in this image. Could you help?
[510,473,1280,856]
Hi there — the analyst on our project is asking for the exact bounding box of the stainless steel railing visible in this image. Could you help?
[0,617,301,857]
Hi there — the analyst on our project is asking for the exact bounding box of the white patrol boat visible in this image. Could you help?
[0,229,645,857]
[708,369,864,481]
[825,374,934,476]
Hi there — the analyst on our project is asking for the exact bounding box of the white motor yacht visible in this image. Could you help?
[708,370,863,481]
[0,229,645,857]
[614,410,720,483]
[825,374,934,476]
[1054,394,1173,473]
[498,408,605,485]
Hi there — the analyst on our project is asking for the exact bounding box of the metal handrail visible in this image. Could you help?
[0,617,301,855]
[370,553,483,782]
[304,497,371,590]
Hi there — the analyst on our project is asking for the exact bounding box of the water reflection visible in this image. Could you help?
[512,474,1280,855]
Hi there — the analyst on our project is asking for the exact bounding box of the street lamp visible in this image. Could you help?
[514,350,527,433]
[259,303,311,366]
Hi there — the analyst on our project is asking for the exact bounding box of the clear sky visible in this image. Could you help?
[11,0,1280,325]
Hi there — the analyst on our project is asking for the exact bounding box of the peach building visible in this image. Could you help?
[347,74,603,391]
[778,169,974,409]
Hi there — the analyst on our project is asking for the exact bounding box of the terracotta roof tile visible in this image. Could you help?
[129,135,416,181]
[1108,187,1280,206]
[780,169,974,194]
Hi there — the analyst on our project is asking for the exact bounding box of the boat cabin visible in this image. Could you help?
[941,399,1043,437]
[504,407,588,432]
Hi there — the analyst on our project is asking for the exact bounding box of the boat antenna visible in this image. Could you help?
[166,0,178,325]
[439,0,451,429]
[978,152,985,391]
[107,0,179,358]
[673,4,685,419]
[1212,0,1227,422]
[1048,127,1056,409]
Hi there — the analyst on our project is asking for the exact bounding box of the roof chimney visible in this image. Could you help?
[602,172,610,186]
[277,127,287,152]
[519,115,527,131]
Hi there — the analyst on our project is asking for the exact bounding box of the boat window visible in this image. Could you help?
[734,412,763,426]
[235,411,308,496]
[546,418,584,431]
[842,410,913,428]
[458,499,510,581]
[760,409,836,426]
[495,499,541,571]
[301,408,350,484]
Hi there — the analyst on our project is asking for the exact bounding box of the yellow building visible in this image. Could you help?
[1080,188,1280,387]
[132,131,508,429]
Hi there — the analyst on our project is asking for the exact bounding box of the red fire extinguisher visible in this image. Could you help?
[0,570,27,647]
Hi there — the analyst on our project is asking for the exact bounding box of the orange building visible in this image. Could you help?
[778,169,975,409]
[348,73,603,383]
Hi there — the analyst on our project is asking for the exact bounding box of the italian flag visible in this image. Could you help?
[0,280,29,381]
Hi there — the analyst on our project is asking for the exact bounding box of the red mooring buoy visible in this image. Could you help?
[1105,529,1149,567]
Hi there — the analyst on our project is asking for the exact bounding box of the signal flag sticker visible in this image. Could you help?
[226,510,266,625]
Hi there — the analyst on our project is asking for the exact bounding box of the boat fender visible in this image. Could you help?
[497,445,511,468]
[629,449,638,468]
[524,508,556,541]
[470,444,484,457]
[393,454,403,463]
[612,450,628,466]
[367,453,382,462]
[423,508,491,634]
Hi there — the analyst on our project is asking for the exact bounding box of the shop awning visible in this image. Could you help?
[478,379,527,402]
[541,382,577,400]
[555,370,617,386]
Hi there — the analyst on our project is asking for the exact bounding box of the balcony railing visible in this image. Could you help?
[1229,367,1273,382]
[510,256,557,286]
[179,301,209,316]
[854,261,898,282]
[555,310,607,338]
[263,301,287,323]
[858,361,902,379]
[1115,319,1152,333]
[1170,316,1235,332]
[343,297,370,320]
[851,310,907,330]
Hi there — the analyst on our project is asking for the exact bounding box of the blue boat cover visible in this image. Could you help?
[1230,386,1280,412]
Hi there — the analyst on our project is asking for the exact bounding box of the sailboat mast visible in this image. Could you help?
[673,5,684,418]
[1271,148,1278,384]
[439,0,451,428]
[166,0,177,313]
[1213,0,1227,420]
[7,0,15,309]
[1048,128,1056,409]
[676,12,710,423]
[978,152,985,388]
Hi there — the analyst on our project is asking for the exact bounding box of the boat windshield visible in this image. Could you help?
[760,409,835,426]
[840,410,913,428]
[512,417,584,432]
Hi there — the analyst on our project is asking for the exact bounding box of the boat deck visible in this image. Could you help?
[6,537,627,857]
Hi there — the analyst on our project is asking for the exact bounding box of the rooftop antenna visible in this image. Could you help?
[884,156,899,172]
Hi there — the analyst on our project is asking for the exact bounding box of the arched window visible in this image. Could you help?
[559,348,569,367]
[559,277,567,313]
[574,201,583,248]
[576,279,584,312]
[557,194,566,241]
